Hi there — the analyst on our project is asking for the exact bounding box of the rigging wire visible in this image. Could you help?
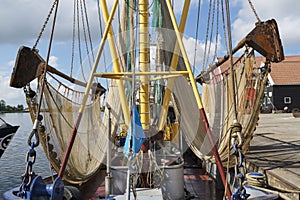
[36,0,59,121]
[202,0,212,70]
[213,0,220,62]
[96,0,109,90]
[75,0,87,82]
[192,0,201,73]
[221,0,228,54]
[224,0,238,120]
[247,0,261,22]
[33,0,57,50]
[79,0,92,70]
[204,0,216,67]
[82,0,95,62]
[71,0,76,77]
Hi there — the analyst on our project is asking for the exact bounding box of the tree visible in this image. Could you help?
[0,99,6,111]
[17,104,24,111]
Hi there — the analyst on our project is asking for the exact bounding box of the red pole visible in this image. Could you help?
[200,108,232,199]
[58,112,83,178]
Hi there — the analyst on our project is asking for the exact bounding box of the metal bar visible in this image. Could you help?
[139,0,150,131]
[165,0,232,198]
[46,65,87,87]
[105,106,112,197]
[94,71,189,77]
[158,0,190,130]
[225,0,238,121]
[100,0,131,126]
[58,0,119,178]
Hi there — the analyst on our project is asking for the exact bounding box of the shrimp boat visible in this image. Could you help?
[5,0,283,199]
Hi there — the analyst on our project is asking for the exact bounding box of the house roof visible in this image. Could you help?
[202,55,300,85]
[267,56,300,85]
[218,55,300,85]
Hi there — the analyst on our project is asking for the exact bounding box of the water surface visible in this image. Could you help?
[0,113,50,199]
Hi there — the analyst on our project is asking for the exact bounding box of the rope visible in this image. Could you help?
[224,0,238,121]
[71,0,76,77]
[246,172,266,188]
[220,0,228,55]
[247,0,261,23]
[33,0,57,49]
[246,172,300,194]
[202,0,212,70]
[82,0,95,62]
[192,0,201,73]
[204,0,216,67]
[213,0,219,62]
[36,0,59,124]
[75,0,85,82]
[147,150,164,188]
[79,0,93,70]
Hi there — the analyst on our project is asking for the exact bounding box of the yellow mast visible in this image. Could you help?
[158,0,190,130]
[99,0,130,126]
[139,0,150,131]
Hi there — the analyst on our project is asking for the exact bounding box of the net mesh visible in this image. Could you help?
[28,79,121,184]
[200,51,268,167]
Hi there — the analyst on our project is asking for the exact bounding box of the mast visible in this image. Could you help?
[139,0,150,132]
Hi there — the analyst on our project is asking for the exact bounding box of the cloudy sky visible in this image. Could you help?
[0,0,299,106]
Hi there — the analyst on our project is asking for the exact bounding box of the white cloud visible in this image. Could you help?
[0,0,101,44]
[0,61,26,106]
[49,56,58,68]
[232,0,300,55]
[0,0,299,107]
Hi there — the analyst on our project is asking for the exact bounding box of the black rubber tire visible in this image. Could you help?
[63,186,83,200]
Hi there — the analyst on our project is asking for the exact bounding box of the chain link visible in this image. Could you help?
[33,0,57,49]
[18,143,37,197]
[247,0,261,23]
[231,122,250,200]
[18,115,43,197]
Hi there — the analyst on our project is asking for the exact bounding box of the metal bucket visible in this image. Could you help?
[111,155,184,199]
[160,161,184,200]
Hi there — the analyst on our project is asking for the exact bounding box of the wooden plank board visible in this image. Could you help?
[246,113,300,199]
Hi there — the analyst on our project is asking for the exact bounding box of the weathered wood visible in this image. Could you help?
[10,46,87,88]
[246,113,300,200]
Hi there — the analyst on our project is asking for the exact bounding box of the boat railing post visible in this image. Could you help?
[105,105,113,197]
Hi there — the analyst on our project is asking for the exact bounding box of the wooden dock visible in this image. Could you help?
[246,113,300,200]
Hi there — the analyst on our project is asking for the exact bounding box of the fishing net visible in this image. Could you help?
[200,52,269,167]
[28,78,121,184]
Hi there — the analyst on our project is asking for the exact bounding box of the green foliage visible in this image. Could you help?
[0,99,24,112]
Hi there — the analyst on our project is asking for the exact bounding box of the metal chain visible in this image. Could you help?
[247,0,261,23]
[231,122,250,200]
[18,115,43,197]
[18,142,37,197]
[33,0,57,49]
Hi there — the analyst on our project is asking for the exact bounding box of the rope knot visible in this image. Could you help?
[232,122,242,134]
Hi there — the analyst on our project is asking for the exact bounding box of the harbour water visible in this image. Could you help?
[0,113,51,199]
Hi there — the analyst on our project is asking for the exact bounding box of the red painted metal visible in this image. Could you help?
[199,108,232,199]
[58,112,83,178]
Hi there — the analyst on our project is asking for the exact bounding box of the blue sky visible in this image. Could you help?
[0,0,299,106]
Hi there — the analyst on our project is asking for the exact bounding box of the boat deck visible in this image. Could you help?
[246,113,300,200]
[80,150,224,200]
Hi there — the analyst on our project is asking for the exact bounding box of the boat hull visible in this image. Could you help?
[0,125,19,158]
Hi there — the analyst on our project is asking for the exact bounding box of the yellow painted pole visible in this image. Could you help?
[164,1,232,198]
[164,0,203,109]
[58,0,119,178]
[158,0,190,130]
[100,0,130,126]
[139,0,150,131]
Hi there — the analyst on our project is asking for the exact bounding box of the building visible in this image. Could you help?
[263,56,300,112]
